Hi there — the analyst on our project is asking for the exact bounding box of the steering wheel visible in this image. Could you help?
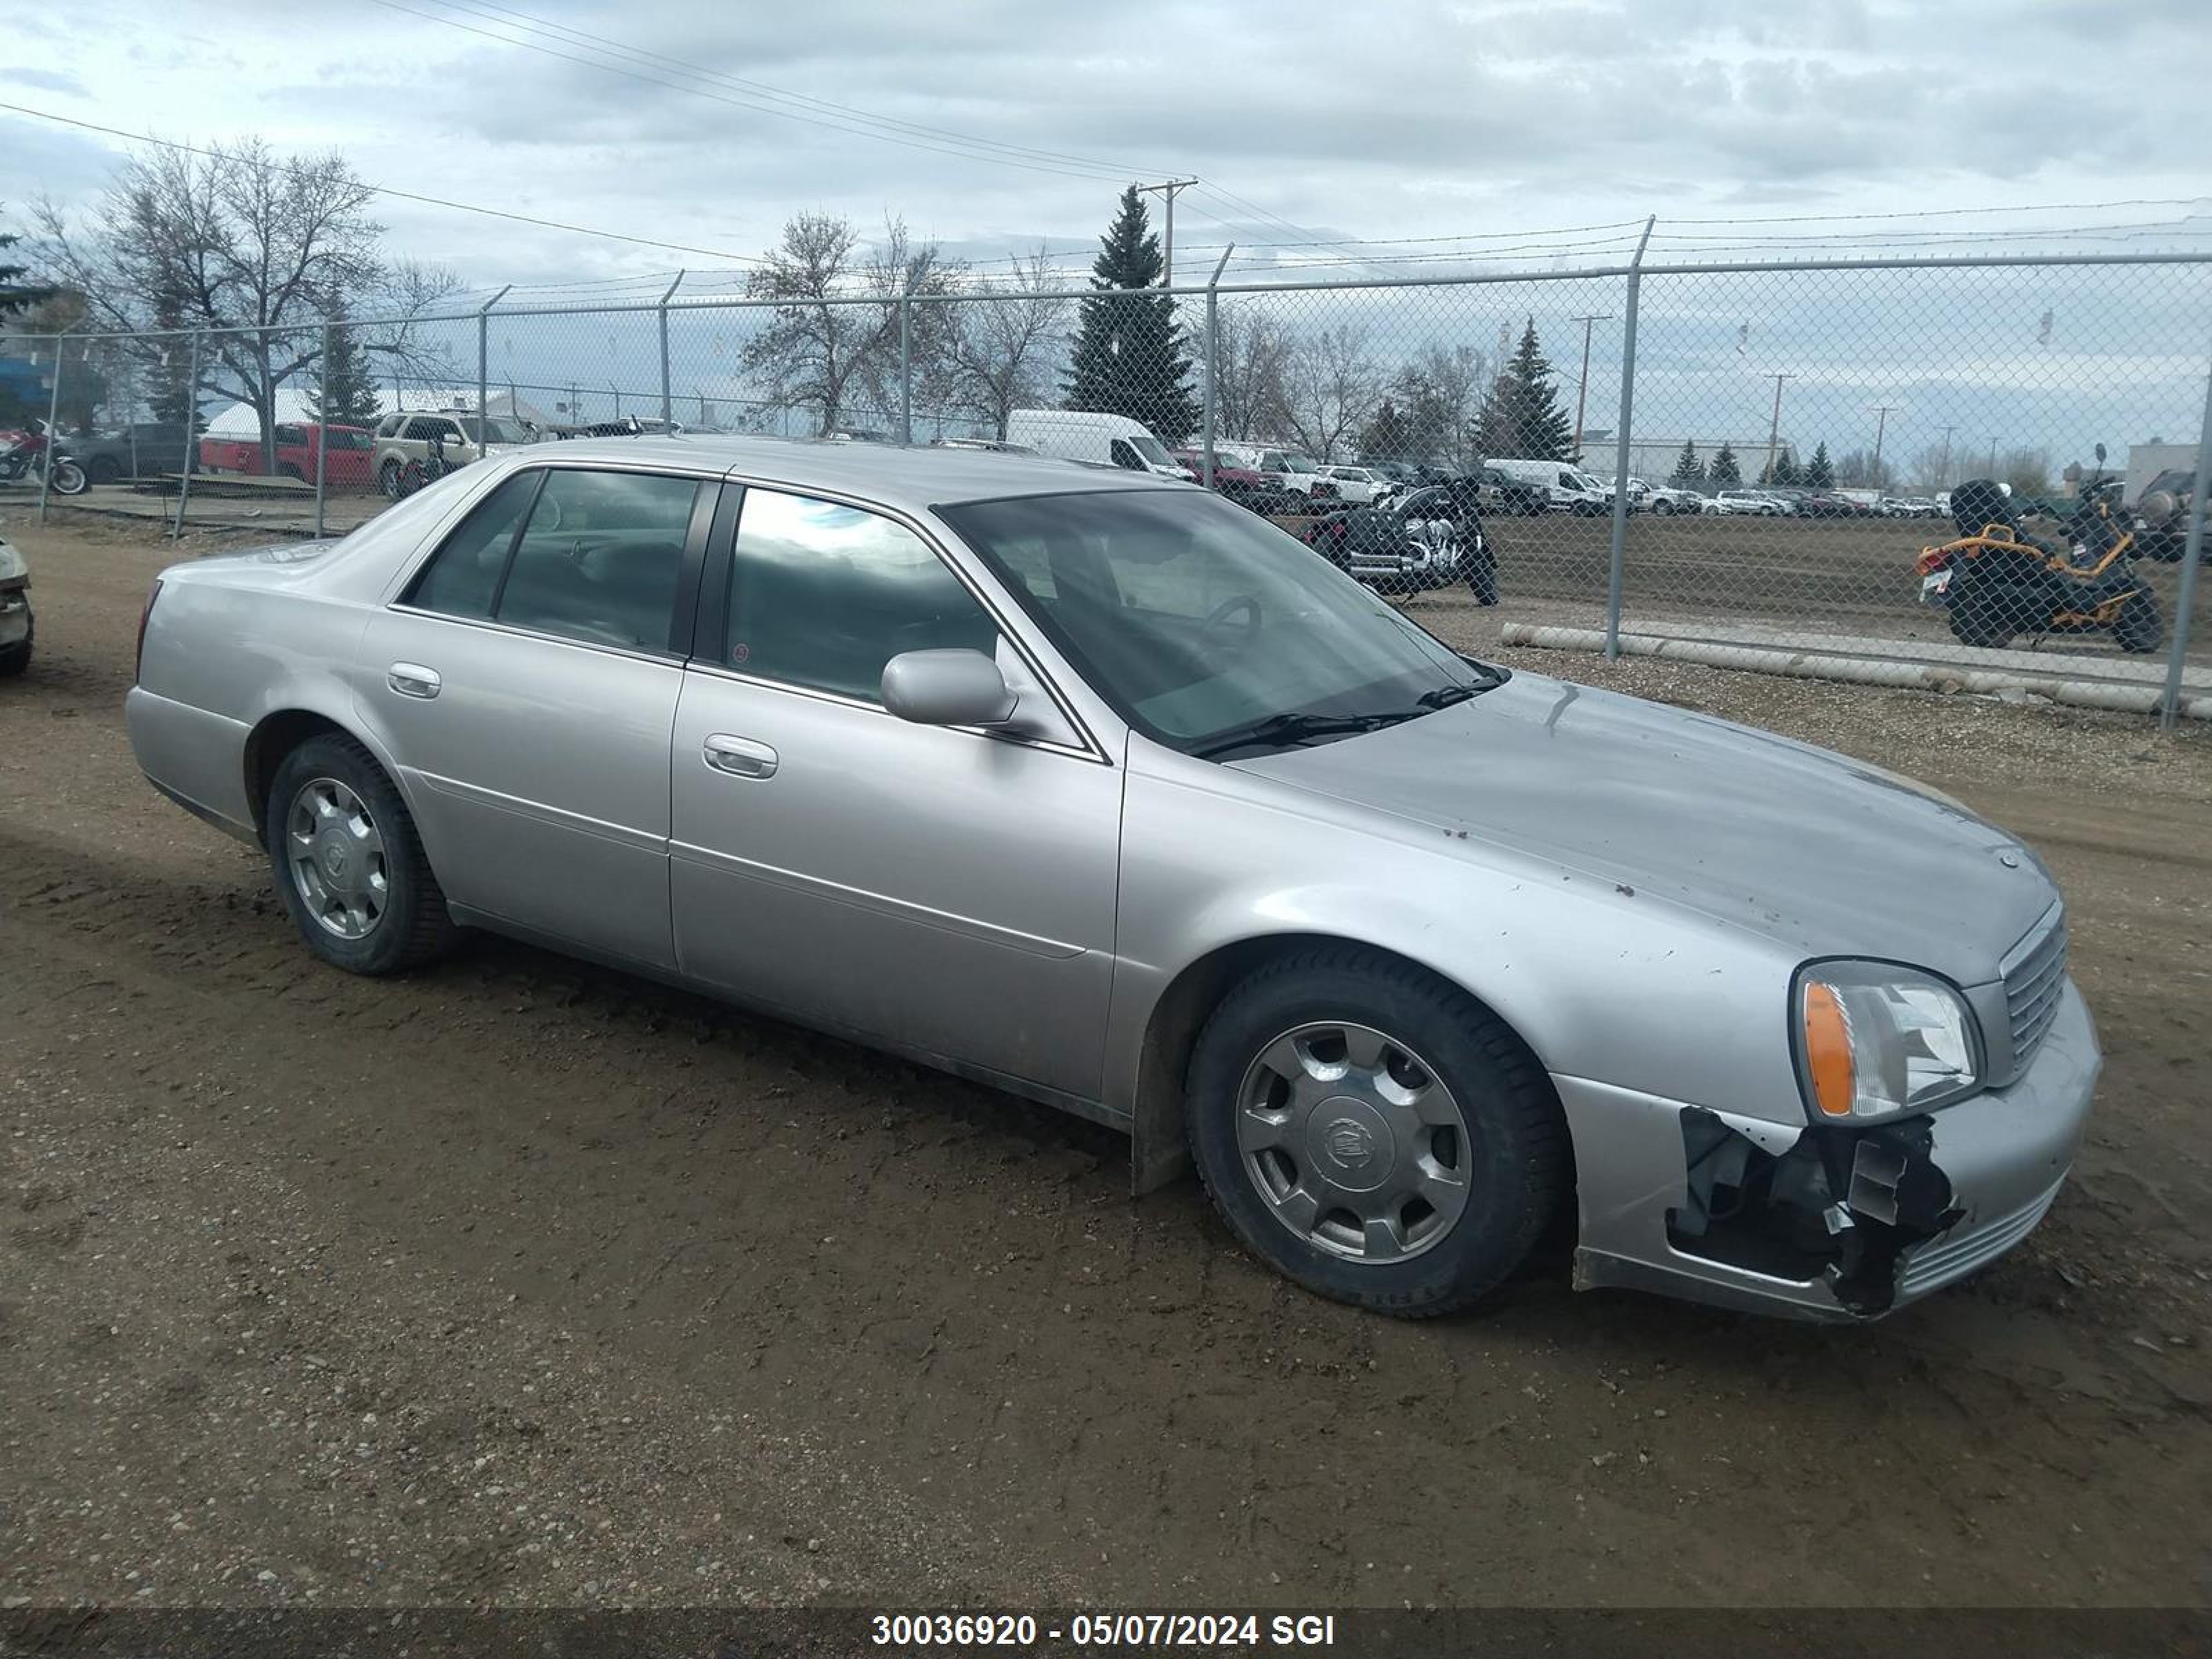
[1197,593,1263,657]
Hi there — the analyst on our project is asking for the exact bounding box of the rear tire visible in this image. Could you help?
[47,458,87,496]
[2113,589,2164,655]
[378,459,405,500]
[265,734,457,976]
[1185,946,1569,1317]
[1947,580,2018,649]
[1468,550,1499,606]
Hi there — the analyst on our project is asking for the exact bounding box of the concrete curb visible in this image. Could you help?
[1499,624,2210,721]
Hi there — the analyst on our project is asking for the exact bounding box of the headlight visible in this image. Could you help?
[1794,961,1983,1123]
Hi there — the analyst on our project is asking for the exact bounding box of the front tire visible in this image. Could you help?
[47,458,87,496]
[0,612,31,678]
[1185,947,1569,1317]
[378,459,405,500]
[2113,589,2164,654]
[265,735,456,975]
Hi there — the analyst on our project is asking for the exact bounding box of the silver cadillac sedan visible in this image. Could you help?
[128,437,2099,1321]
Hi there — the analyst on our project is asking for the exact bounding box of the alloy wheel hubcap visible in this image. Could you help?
[1237,1021,1472,1263]
[285,777,389,940]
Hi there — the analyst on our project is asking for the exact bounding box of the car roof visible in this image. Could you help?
[503,433,1179,512]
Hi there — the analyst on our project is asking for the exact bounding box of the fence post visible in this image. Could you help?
[659,270,684,431]
[1603,217,1657,659]
[314,320,330,539]
[1202,245,1235,489]
[2157,354,2212,729]
[171,331,203,540]
[898,285,914,445]
[476,285,509,456]
[35,328,68,524]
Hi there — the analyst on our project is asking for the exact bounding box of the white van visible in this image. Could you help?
[1485,457,1611,515]
[1004,410,1190,480]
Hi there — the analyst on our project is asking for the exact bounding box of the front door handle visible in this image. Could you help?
[388,662,441,699]
[702,733,778,779]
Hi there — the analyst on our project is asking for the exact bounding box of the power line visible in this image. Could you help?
[0,100,772,267]
[368,0,1141,184]
[1667,196,2211,226]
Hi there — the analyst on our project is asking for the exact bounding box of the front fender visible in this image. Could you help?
[1107,749,1803,1190]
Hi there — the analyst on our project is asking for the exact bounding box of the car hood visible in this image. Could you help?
[1231,671,2056,986]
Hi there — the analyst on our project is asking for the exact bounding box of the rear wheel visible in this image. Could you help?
[1468,548,1499,606]
[265,735,456,975]
[377,459,405,500]
[2113,589,2164,654]
[1947,578,2021,649]
[0,612,31,678]
[46,458,87,496]
[1185,947,1568,1317]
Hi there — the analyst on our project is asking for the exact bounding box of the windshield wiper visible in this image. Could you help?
[1188,709,1424,760]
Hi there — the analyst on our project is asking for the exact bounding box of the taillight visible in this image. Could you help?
[135,579,162,683]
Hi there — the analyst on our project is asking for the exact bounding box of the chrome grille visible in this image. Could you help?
[2001,905,2068,1076]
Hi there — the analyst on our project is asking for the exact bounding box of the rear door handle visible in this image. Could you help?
[388,662,441,699]
[703,733,778,779]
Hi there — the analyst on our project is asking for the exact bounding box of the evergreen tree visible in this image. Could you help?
[313,312,382,427]
[1061,186,1197,442]
[1803,440,1834,490]
[1709,442,1742,487]
[1669,440,1704,485]
[0,211,55,318]
[1759,449,1799,487]
[1473,319,1572,460]
[1358,397,1415,462]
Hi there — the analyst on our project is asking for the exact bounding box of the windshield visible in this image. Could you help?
[939,489,1488,754]
[460,417,529,446]
[1124,431,1174,468]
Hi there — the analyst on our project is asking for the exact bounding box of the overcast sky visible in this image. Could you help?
[6,0,2210,466]
[6,0,2210,293]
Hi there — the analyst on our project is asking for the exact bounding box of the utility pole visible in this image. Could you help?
[1937,423,1957,488]
[1568,312,1612,462]
[1869,404,1899,489]
[1763,373,1796,485]
[1134,178,1199,288]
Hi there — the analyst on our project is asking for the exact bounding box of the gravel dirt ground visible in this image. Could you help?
[3,516,2210,1613]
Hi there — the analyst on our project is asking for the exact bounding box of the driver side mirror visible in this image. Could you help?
[881,649,1018,728]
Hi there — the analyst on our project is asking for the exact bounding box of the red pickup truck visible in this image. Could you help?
[198,422,375,487]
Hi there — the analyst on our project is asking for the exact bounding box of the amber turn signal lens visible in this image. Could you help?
[1803,980,1857,1118]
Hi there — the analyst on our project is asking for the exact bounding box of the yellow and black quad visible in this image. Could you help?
[1915,476,2162,653]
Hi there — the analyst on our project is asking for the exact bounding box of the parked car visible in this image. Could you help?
[1315,465,1394,505]
[199,422,376,487]
[1712,490,1783,516]
[2132,467,2204,562]
[126,436,2099,1324]
[71,421,200,485]
[1477,466,1548,516]
[1215,442,1338,501]
[1485,458,1609,514]
[1006,409,1188,481]
[1640,480,1704,515]
[1797,491,1869,518]
[371,411,532,498]
[1170,447,1281,507]
[0,525,32,677]
[932,438,1038,456]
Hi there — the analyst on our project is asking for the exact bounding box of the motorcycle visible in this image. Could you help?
[1913,453,2160,654]
[393,429,459,498]
[0,422,89,496]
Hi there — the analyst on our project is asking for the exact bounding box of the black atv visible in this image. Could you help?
[1915,474,2162,654]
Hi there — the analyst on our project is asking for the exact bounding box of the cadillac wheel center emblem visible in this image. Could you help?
[1323,1117,1375,1171]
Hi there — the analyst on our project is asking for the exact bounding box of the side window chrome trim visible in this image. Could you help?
[382,603,688,668]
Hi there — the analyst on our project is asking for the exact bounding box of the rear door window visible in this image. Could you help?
[495,470,702,651]
[403,471,542,619]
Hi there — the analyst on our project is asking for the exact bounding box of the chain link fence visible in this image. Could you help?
[8,248,2209,722]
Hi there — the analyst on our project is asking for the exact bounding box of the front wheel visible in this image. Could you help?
[378,460,406,500]
[265,734,457,975]
[2113,589,2164,654]
[46,458,87,496]
[1185,947,1569,1317]
[1467,549,1499,606]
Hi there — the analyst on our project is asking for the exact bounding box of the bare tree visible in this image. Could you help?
[942,250,1071,439]
[1394,341,1488,469]
[35,140,456,466]
[1277,324,1383,462]
[852,218,964,427]
[1206,299,1291,443]
[743,213,957,436]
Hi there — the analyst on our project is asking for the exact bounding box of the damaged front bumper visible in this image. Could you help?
[1560,979,2099,1321]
